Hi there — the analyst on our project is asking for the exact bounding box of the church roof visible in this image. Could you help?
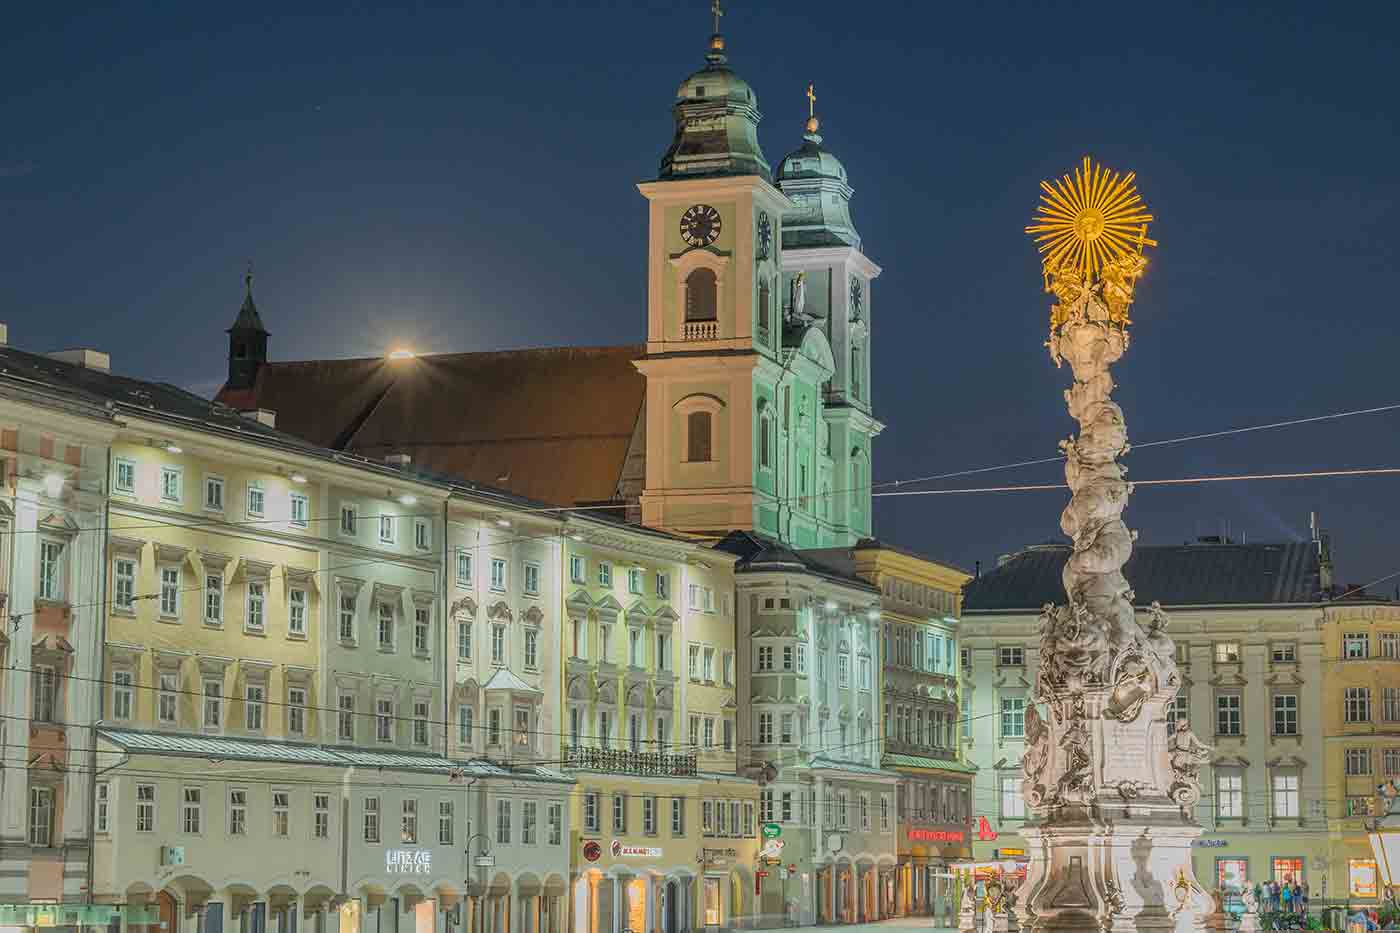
[658,34,771,182]
[228,272,268,334]
[963,541,1325,612]
[777,122,861,250]
[216,344,646,507]
[713,530,878,593]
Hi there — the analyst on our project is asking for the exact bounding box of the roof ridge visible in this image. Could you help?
[266,342,645,367]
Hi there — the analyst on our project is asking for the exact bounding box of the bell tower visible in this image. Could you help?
[634,12,813,542]
[225,265,269,392]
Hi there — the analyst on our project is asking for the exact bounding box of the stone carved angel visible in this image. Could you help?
[1021,703,1050,806]
[1167,720,1212,808]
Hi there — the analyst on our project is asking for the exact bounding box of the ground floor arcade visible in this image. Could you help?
[569,866,753,933]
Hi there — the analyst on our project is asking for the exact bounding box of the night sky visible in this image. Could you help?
[3,2,1398,587]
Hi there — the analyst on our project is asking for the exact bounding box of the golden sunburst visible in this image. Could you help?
[1026,156,1158,281]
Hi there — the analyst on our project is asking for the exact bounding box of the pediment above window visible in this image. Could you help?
[287,567,318,591]
[372,582,405,604]
[566,674,591,701]
[488,601,513,623]
[411,588,435,607]
[110,535,147,558]
[155,542,193,565]
[197,654,236,676]
[1267,754,1307,770]
[451,595,478,617]
[1212,754,1250,769]
[39,512,79,536]
[238,558,275,582]
[521,606,544,628]
[337,575,367,596]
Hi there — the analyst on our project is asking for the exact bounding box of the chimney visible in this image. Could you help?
[385,453,412,469]
[240,409,277,428]
[48,348,111,373]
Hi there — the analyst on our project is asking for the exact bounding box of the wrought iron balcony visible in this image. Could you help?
[563,744,697,777]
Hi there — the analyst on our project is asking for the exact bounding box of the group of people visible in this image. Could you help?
[1251,878,1309,915]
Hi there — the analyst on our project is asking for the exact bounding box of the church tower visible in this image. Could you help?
[636,13,849,547]
[225,267,269,392]
[775,95,882,541]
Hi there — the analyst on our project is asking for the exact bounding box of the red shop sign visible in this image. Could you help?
[908,829,966,843]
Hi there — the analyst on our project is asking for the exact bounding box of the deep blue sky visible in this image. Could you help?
[3,2,1398,587]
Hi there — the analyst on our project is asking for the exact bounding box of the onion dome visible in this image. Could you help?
[658,31,771,181]
[776,110,860,249]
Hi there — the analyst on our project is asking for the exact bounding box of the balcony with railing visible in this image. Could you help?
[682,320,718,341]
[563,744,697,777]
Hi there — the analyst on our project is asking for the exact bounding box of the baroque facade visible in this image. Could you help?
[960,537,1338,910]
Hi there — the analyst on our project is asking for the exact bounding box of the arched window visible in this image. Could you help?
[758,408,772,469]
[850,344,864,400]
[757,280,770,339]
[687,411,712,463]
[850,457,862,505]
[685,269,718,322]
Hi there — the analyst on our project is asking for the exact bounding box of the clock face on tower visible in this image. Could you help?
[680,204,722,248]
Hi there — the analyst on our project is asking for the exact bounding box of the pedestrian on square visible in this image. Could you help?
[1299,881,1309,916]
[1281,881,1292,913]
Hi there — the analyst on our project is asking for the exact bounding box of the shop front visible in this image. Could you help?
[897,829,971,924]
[570,839,752,933]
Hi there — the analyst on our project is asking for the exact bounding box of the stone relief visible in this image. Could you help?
[1021,703,1050,807]
[1167,719,1213,808]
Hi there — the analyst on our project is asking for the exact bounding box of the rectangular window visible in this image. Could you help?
[340,504,357,535]
[1271,642,1297,663]
[113,670,133,720]
[205,573,223,624]
[439,801,454,846]
[39,540,64,601]
[289,588,307,636]
[229,788,247,836]
[288,687,307,736]
[491,624,507,664]
[1344,632,1369,659]
[457,549,473,586]
[279,798,306,846]
[160,467,182,503]
[246,481,265,518]
[757,645,774,671]
[880,795,890,832]
[136,784,156,833]
[338,592,356,642]
[413,607,430,655]
[548,803,563,845]
[568,554,585,584]
[96,782,110,833]
[1384,748,1400,775]
[205,476,225,511]
[114,558,136,611]
[377,699,394,743]
[379,514,395,544]
[459,705,474,745]
[525,629,539,670]
[1345,747,1372,776]
[657,633,669,670]
[1000,777,1025,819]
[290,492,308,527]
[180,786,203,834]
[524,562,540,595]
[28,787,53,847]
[723,718,733,751]
[245,684,265,731]
[629,627,642,667]
[1381,632,1400,659]
[1167,693,1188,735]
[780,712,794,744]
[1272,773,1300,818]
[378,603,395,649]
[1000,698,1026,738]
[490,558,507,591]
[671,798,685,836]
[496,799,512,844]
[1385,687,1400,723]
[114,458,136,493]
[998,646,1024,667]
[584,793,600,832]
[203,679,222,729]
[1345,687,1372,723]
[413,700,430,746]
[414,519,430,551]
[338,692,355,742]
[656,572,669,600]
[628,567,643,595]
[1216,773,1243,817]
[1273,693,1298,735]
[523,800,538,844]
[158,671,178,723]
[363,797,381,843]
[758,711,774,745]
[688,643,701,680]
[159,565,181,617]
[489,708,502,745]
[246,580,266,631]
[315,794,331,839]
[858,657,871,689]
[612,794,627,833]
[401,799,417,844]
[1215,642,1241,664]
[454,620,473,662]
[837,654,850,687]
[796,644,807,674]
[599,563,612,587]
[1216,695,1242,735]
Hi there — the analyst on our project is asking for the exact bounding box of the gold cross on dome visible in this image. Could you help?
[711,0,723,33]
[806,83,816,118]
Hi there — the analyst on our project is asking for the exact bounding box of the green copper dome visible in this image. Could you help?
[776,121,860,249]
[658,35,771,182]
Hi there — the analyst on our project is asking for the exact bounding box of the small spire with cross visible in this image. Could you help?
[711,0,723,34]
[805,82,820,136]
[244,259,254,296]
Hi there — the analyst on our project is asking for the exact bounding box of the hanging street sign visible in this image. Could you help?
[762,823,782,839]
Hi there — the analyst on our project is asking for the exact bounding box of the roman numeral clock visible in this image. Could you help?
[680,204,721,247]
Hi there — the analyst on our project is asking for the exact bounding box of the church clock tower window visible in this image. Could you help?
[687,411,713,463]
[685,269,718,322]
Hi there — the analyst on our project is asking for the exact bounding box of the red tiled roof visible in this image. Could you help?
[216,344,646,506]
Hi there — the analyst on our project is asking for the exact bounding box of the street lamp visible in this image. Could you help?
[1369,780,1400,906]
